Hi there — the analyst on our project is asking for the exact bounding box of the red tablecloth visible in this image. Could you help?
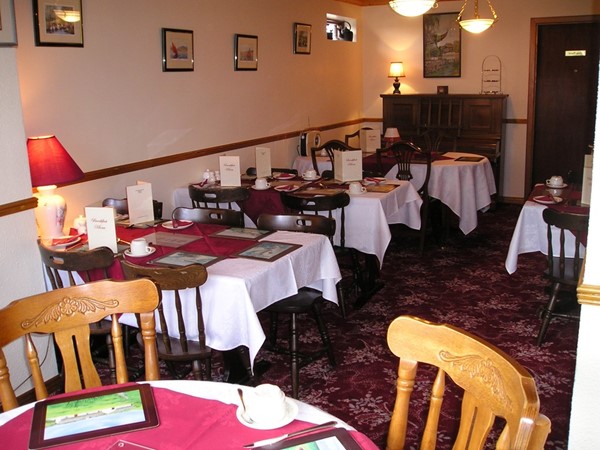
[0,383,378,449]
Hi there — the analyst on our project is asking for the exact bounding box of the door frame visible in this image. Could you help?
[525,15,600,196]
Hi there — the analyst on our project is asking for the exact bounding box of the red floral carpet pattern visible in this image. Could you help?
[99,204,577,449]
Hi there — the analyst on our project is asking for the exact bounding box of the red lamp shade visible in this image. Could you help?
[27,135,84,187]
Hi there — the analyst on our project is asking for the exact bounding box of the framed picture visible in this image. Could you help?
[236,241,301,262]
[33,0,83,47]
[162,28,194,71]
[150,251,223,268]
[293,23,311,55]
[234,34,258,71]
[0,0,17,46]
[423,12,461,78]
[29,384,158,449]
[437,85,449,94]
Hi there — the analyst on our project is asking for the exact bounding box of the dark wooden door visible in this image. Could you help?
[531,20,599,188]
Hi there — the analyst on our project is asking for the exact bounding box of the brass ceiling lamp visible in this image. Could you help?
[457,0,498,34]
[388,0,438,18]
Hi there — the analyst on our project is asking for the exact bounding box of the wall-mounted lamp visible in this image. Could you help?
[457,0,498,34]
[388,62,406,94]
[54,9,81,23]
[388,0,438,17]
[27,135,84,239]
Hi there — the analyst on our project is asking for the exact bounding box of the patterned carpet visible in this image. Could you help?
[102,203,578,449]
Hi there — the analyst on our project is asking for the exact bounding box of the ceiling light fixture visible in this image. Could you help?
[457,0,498,34]
[388,0,438,18]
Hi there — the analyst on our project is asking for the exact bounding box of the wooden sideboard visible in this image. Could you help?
[381,93,508,194]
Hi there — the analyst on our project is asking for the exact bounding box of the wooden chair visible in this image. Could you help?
[172,206,244,227]
[377,140,435,255]
[344,126,373,147]
[537,208,588,345]
[0,279,160,412]
[120,261,213,380]
[386,315,551,450]
[245,167,298,176]
[188,185,250,213]
[37,242,121,383]
[280,192,358,313]
[256,213,337,398]
[310,139,359,179]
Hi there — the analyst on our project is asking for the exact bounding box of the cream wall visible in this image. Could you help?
[362,0,600,199]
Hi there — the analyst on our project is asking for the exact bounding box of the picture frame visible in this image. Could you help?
[234,34,258,71]
[0,0,17,46]
[293,22,311,55]
[211,227,273,240]
[437,85,449,94]
[162,28,194,72]
[33,0,83,47]
[150,251,223,268]
[29,384,159,449]
[423,12,461,78]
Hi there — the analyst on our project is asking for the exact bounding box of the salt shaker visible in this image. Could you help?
[208,171,216,184]
[73,215,87,234]
[202,169,211,181]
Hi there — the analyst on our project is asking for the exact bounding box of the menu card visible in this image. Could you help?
[333,150,363,182]
[127,182,154,224]
[360,129,381,154]
[255,146,271,178]
[219,156,241,186]
[85,206,118,252]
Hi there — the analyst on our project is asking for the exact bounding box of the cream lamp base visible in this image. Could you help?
[34,185,66,239]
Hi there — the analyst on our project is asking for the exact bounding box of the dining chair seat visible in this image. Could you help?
[0,279,160,412]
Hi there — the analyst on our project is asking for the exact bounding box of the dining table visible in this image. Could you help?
[0,380,379,449]
[52,221,342,381]
[295,151,496,235]
[173,174,423,268]
[505,183,589,274]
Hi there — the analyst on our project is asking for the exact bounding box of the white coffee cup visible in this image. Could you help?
[349,181,366,194]
[129,237,152,256]
[246,384,286,424]
[303,169,317,179]
[254,177,270,189]
[546,175,564,187]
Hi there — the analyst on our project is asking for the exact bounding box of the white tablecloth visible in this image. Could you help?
[173,182,423,267]
[294,152,495,235]
[505,199,585,274]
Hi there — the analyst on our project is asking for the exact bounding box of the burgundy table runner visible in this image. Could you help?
[0,383,377,449]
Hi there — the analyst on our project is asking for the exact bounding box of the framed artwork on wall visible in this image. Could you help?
[423,12,461,78]
[234,34,258,71]
[0,0,17,46]
[293,23,311,55]
[162,28,194,72]
[33,0,83,47]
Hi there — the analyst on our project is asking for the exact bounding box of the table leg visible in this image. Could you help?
[354,253,384,309]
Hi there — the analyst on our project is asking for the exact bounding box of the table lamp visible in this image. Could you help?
[383,128,401,147]
[27,135,84,239]
[388,62,405,94]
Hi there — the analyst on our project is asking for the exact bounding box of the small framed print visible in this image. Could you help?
[0,0,17,46]
[33,0,83,47]
[162,28,194,71]
[423,12,461,78]
[235,34,258,71]
[294,23,311,55]
[437,85,448,94]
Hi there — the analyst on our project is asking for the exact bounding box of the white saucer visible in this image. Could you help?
[47,236,81,249]
[545,182,567,189]
[251,185,271,191]
[124,247,156,258]
[235,398,298,430]
[533,195,562,205]
[274,185,300,192]
[302,175,321,181]
[162,220,193,230]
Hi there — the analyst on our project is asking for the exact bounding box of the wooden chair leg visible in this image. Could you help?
[268,312,279,347]
[313,303,336,367]
[288,313,299,399]
[336,283,347,318]
[537,282,561,346]
[106,334,116,384]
